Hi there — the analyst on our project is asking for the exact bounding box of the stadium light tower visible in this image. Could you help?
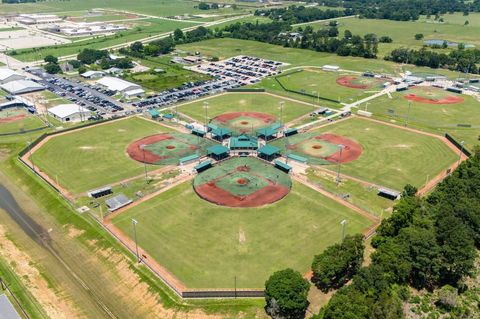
[131,218,140,263]
[140,144,148,183]
[336,144,344,185]
[405,100,412,127]
[311,91,317,105]
[340,219,348,242]
[279,101,285,126]
[203,101,209,133]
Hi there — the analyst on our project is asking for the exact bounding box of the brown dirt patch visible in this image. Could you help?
[404,93,464,104]
[236,165,251,172]
[0,114,27,123]
[240,121,249,125]
[126,134,173,164]
[315,134,363,164]
[214,112,276,124]
[237,178,248,185]
[312,145,322,150]
[166,145,176,149]
[336,75,369,89]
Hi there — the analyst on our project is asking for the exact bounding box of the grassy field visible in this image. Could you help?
[10,19,194,62]
[362,88,480,150]
[177,92,315,124]
[31,117,170,194]
[277,117,458,190]
[0,110,47,135]
[111,180,373,288]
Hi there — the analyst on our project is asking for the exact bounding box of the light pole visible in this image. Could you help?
[340,219,347,242]
[131,218,140,263]
[140,144,148,183]
[336,144,344,185]
[203,101,209,133]
[312,91,316,105]
[279,101,284,126]
[365,102,370,112]
[458,141,465,167]
[405,101,412,127]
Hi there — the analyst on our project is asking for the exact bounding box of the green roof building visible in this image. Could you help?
[229,134,258,150]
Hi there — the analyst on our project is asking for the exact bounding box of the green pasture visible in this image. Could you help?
[111,180,373,288]
[30,117,170,194]
[122,67,211,93]
[10,19,194,62]
[362,88,480,150]
[275,69,385,104]
[177,93,315,124]
[300,117,457,190]
[0,109,47,135]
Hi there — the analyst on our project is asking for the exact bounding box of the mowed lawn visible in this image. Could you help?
[31,117,170,194]
[177,93,315,123]
[364,89,480,150]
[0,111,46,135]
[310,117,458,190]
[111,181,373,288]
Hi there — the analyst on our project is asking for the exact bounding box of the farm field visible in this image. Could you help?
[110,180,374,288]
[10,18,196,62]
[177,92,315,124]
[0,109,47,135]
[363,87,480,149]
[30,117,170,194]
[273,117,458,190]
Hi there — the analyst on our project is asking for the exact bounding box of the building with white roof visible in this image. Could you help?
[17,14,62,25]
[48,104,91,122]
[322,65,340,72]
[96,76,141,93]
[81,70,105,79]
[0,68,26,84]
[0,80,44,95]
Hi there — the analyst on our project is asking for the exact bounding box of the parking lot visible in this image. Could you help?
[190,55,287,85]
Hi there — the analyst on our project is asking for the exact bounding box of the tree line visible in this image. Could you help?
[254,5,352,25]
[264,148,480,318]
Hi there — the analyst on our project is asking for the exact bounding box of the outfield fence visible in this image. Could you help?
[445,133,472,157]
[225,88,265,93]
[274,70,341,104]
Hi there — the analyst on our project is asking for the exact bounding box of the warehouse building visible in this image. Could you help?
[96,76,144,96]
[17,14,62,25]
[0,68,26,84]
[0,80,44,95]
[47,104,91,122]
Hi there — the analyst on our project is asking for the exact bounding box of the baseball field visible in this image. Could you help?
[110,180,374,288]
[360,86,480,149]
[273,117,458,190]
[177,93,315,125]
[0,108,47,135]
[30,117,172,194]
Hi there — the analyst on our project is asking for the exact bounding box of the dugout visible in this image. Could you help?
[149,109,159,119]
[284,128,298,137]
[256,126,279,141]
[87,186,113,198]
[207,144,230,161]
[163,113,175,120]
[211,127,231,141]
[287,153,308,164]
[105,194,132,212]
[191,128,206,137]
[257,145,281,161]
[447,87,463,94]
[207,123,218,132]
[274,160,292,173]
[194,160,213,173]
[179,154,200,165]
[378,188,400,200]
[230,134,258,150]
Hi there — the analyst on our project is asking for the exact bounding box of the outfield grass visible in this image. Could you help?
[111,180,373,288]
[177,92,315,124]
[31,117,170,194]
[0,110,47,135]
[10,19,194,62]
[282,117,457,190]
[362,88,480,150]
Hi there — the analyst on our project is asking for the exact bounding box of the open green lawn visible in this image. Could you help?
[31,117,170,194]
[280,117,457,190]
[111,180,373,288]
[0,110,47,135]
[10,19,195,62]
[362,88,480,150]
[178,92,315,124]
[275,69,385,104]
[304,14,480,57]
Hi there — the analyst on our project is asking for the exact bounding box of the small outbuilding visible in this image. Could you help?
[194,160,213,173]
[48,104,91,122]
[207,144,230,161]
[81,70,105,79]
[105,194,132,212]
[211,127,231,141]
[378,188,401,200]
[257,144,281,161]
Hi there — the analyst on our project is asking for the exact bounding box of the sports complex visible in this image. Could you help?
[19,85,467,297]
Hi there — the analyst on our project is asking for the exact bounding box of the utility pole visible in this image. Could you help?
[405,100,412,127]
[131,218,140,263]
[140,144,148,183]
[336,144,344,185]
[340,219,347,242]
[311,91,316,105]
[203,101,209,133]
[279,101,284,126]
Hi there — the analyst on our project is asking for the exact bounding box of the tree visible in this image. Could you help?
[130,41,144,52]
[173,28,184,41]
[436,285,458,310]
[68,60,82,68]
[379,36,393,43]
[211,3,219,9]
[371,292,404,319]
[198,2,210,10]
[44,62,61,74]
[311,235,364,292]
[78,66,87,74]
[344,29,352,39]
[464,20,469,25]
[414,33,424,40]
[322,286,371,319]
[44,55,58,64]
[264,269,310,319]
[402,184,417,197]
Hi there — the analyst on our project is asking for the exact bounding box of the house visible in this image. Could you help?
[81,70,105,79]
[47,104,91,122]
[0,68,26,84]
[0,80,44,95]
[105,67,123,75]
